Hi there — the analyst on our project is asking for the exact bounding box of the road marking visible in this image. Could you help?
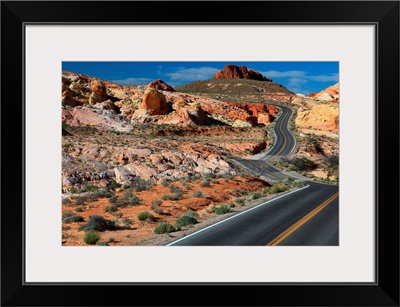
[266,192,339,246]
[274,109,289,156]
[166,185,310,246]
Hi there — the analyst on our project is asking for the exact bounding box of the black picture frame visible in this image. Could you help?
[1,1,399,306]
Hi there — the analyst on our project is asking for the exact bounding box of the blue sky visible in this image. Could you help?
[62,61,338,94]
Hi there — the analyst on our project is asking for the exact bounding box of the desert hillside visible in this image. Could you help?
[62,67,303,246]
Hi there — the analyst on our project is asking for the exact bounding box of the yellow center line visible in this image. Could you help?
[274,110,288,156]
[266,192,339,246]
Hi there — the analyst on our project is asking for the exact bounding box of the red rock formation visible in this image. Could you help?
[214,64,272,82]
[146,79,175,92]
[136,88,168,116]
[89,79,108,103]
[307,83,339,102]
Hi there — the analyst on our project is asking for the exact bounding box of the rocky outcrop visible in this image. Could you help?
[89,79,108,104]
[135,88,168,116]
[308,83,339,102]
[214,64,272,82]
[296,104,339,131]
[146,79,175,92]
[62,106,133,132]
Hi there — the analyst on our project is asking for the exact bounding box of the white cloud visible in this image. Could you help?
[262,70,306,78]
[286,78,309,94]
[307,73,338,82]
[165,67,219,83]
[111,77,152,86]
[262,70,338,83]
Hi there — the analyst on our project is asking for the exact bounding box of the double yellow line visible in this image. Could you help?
[266,191,339,246]
[274,110,289,156]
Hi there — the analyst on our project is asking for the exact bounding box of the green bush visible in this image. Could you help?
[154,222,176,234]
[192,190,206,198]
[137,211,153,221]
[161,179,170,187]
[200,180,210,187]
[83,230,100,245]
[62,211,84,223]
[79,215,117,232]
[109,181,122,191]
[74,206,85,213]
[234,197,246,206]
[132,179,153,192]
[62,198,71,205]
[108,196,118,203]
[122,218,132,227]
[175,215,197,230]
[251,192,264,200]
[104,205,118,213]
[97,241,109,246]
[151,199,163,208]
[153,208,163,214]
[75,197,86,205]
[214,204,230,215]
[269,182,288,194]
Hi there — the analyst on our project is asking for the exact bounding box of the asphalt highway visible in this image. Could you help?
[168,105,339,246]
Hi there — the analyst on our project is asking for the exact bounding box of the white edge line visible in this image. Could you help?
[166,184,310,246]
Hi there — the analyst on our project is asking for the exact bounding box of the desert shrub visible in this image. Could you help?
[83,230,100,245]
[70,187,78,194]
[294,180,306,188]
[202,173,215,180]
[97,241,109,246]
[62,198,71,205]
[234,197,246,206]
[251,192,264,200]
[151,199,163,207]
[74,206,85,213]
[192,190,206,198]
[109,181,122,191]
[113,212,123,218]
[235,189,249,196]
[213,204,231,215]
[80,184,98,193]
[79,215,118,232]
[162,186,184,200]
[118,191,140,206]
[75,197,86,205]
[108,196,118,203]
[154,222,176,234]
[122,218,132,227]
[153,208,163,214]
[200,180,211,187]
[62,211,84,223]
[161,179,170,187]
[181,182,191,190]
[132,178,153,192]
[182,209,199,219]
[104,205,118,213]
[269,182,288,194]
[175,215,197,230]
[137,211,153,221]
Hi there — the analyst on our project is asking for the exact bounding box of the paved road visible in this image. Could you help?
[168,105,339,246]
[264,105,297,158]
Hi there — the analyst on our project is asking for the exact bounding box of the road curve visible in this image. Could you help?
[168,104,339,246]
[264,105,297,158]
